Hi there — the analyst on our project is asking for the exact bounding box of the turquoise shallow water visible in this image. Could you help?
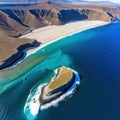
[0,21,120,120]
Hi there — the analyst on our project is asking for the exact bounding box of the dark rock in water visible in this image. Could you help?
[23,77,27,81]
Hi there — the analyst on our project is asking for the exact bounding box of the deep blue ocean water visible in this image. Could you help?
[0,21,120,120]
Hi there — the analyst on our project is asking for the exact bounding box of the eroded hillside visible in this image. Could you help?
[0,2,120,37]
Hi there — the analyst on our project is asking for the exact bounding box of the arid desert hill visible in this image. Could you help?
[0,1,120,37]
[0,33,35,63]
[0,1,120,69]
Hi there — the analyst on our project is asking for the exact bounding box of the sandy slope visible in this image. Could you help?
[21,20,109,56]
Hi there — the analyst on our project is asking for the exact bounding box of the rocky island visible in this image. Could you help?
[39,66,80,105]
[24,66,80,116]
[25,66,81,115]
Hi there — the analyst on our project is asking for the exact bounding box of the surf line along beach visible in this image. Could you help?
[21,20,109,58]
[0,20,109,70]
[0,20,109,83]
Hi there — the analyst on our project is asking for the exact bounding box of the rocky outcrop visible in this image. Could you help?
[58,9,88,23]
[58,9,113,23]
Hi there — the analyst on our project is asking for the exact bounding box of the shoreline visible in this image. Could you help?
[0,20,110,70]
[21,20,110,58]
[0,40,40,70]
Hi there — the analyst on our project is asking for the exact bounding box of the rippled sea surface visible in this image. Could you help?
[0,21,120,120]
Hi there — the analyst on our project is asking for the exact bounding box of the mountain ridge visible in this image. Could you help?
[0,1,119,37]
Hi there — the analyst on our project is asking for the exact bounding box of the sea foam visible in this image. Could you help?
[24,70,80,119]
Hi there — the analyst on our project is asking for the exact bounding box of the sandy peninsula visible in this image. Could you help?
[21,20,109,56]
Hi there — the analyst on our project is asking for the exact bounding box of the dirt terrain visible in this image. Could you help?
[0,1,120,68]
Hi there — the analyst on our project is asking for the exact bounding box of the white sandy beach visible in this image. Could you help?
[21,20,109,56]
